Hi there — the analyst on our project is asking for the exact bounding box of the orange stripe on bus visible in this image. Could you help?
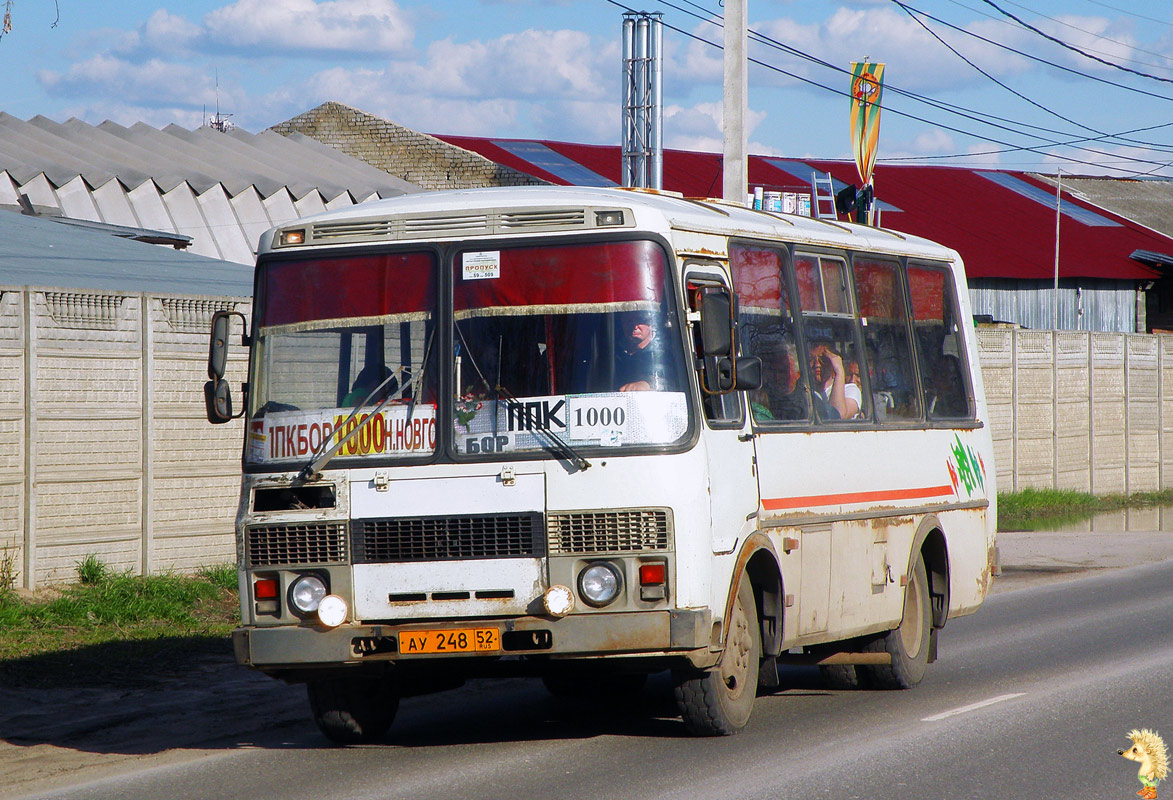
[761,485,955,511]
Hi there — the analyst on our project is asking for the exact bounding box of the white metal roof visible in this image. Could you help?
[0,113,424,265]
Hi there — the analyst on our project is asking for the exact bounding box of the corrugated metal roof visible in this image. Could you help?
[0,113,424,265]
[0,210,254,296]
[433,132,1173,283]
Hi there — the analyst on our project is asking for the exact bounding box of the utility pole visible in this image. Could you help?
[722,0,747,204]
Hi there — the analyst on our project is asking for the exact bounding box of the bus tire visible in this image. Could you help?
[819,664,862,690]
[307,673,399,744]
[861,554,931,689]
[673,579,759,736]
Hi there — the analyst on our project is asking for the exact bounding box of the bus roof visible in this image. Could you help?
[258,185,961,265]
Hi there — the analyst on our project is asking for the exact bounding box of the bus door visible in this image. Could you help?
[686,266,759,555]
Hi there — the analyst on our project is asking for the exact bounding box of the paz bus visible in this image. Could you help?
[205,185,996,741]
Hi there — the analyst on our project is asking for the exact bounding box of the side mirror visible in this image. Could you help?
[204,378,234,424]
[208,310,247,380]
[712,356,763,392]
[699,288,734,358]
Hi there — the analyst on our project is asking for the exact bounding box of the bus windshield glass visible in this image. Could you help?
[247,252,438,466]
[452,240,689,457]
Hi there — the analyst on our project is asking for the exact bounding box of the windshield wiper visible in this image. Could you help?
[296,368,407,483]
[495,385,591,473]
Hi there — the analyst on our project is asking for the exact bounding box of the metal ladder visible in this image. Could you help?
[810,171,838,220]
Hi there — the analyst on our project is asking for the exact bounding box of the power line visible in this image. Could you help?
[892,0,1173,152]
[608,0,1173,176]
[894,1,1173,103]
[993,0,1173,73]
[1080,0,1172,29]
[977,0,1173,84]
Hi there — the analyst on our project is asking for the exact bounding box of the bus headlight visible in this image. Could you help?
[578,562,622,607]
[290,574,327,615]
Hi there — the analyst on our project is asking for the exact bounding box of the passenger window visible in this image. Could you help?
[730,244,809,423]
[852,257,921,422]
[795,254,866,423]
[908,264,973,420]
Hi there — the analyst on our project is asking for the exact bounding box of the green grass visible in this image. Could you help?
[0,559,239,687]
[998,487,1173,530]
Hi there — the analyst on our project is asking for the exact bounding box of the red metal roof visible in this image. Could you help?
[434,133,1169,282]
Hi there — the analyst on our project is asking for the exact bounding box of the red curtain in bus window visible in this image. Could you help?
[731,244,784,313]
[854,258,902,319]
[454,241,666,315]
[907,266,947,321]
[259,253,435,327]
[794,255,820,311]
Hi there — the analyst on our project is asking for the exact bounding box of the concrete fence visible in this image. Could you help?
[976,328,1173,495]
[2,286,249,590]
[4,290,1169,589]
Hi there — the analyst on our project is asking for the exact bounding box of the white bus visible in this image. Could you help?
[206,185,996,741]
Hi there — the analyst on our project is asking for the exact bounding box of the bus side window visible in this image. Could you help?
[687,280,742,425]
[795,254,867,423]
[908,264,973,420]
[852,257,921,422]
[729,243,809,424]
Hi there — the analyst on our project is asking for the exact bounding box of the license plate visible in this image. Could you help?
[399,627,500,655]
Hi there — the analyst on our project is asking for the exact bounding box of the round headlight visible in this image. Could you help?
[578,562,622,607]
[290,574,327,614]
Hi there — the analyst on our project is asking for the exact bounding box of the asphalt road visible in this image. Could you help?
[15,556,1172,800]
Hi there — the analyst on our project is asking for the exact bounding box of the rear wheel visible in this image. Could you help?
[861,554,931,689]
[307,673,399,744]
[673,579,759,736]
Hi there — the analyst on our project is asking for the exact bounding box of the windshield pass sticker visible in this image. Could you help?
[252,407,437,462]
[463,251,501,280]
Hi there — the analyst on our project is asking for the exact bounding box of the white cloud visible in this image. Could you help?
[38,56,225,110]
[203,0,414,55]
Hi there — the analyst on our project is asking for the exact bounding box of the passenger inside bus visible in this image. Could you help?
[748,334,808,422]
[809,341,861,420]
[615,310,675,392]
[342,363,398,407]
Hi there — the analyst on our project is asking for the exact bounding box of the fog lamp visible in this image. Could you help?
[578,563,622,607]
[316,594,348,628]
[543,585,575,618]
[290,574,327,614]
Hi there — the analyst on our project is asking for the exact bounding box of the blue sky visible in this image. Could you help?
[3,0,1173,176]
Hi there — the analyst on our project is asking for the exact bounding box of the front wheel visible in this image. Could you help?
[306,673,399,744]
[860,554,932,689]
[673,579,759,736]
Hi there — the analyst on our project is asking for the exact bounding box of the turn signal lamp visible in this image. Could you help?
[279,228,306,246]
[254,578,279,600]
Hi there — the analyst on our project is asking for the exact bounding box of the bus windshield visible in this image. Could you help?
[247,252,439,465]
[452,240,689,457]
[244,240,689,468]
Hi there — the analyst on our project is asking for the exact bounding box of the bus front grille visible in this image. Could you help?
[246,522,348,567]
[352,513,545,562]
[547,509,672,555]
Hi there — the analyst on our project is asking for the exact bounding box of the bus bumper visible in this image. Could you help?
[233,608,711,669]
